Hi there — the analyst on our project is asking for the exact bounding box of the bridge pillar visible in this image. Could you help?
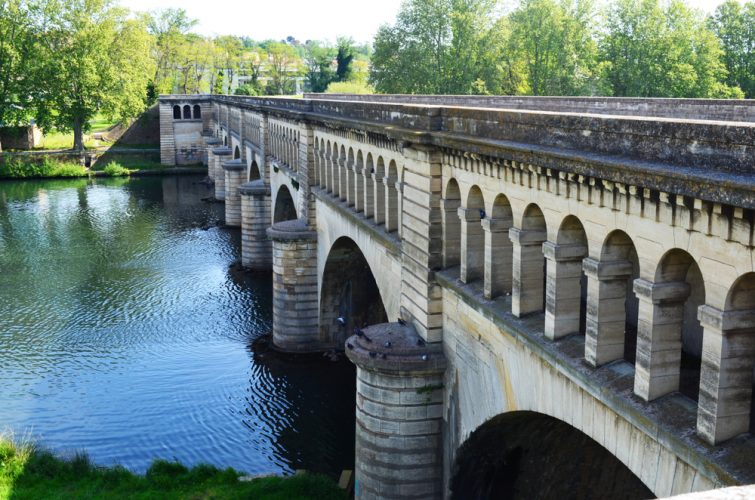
[483,217,513,299]
[442,199,461,269]
[632,279,691,401]
[395,180,404,239]
[345,322,446,500]
[362,168,374,219]
[211,147,232,200]
[696,305,755,444]
[543,241,588,339]
[267,219,320,352]
[583,257,635,367]
[338,157,348,202]
[458,208,483,283]
[354,164,365,212]
[346,161,356,207]
[222,159,245,227]
[385,177,399,233]
[372,172,385,225]
[510,227,547,316]
[203,136,220,167]
[240,181,272,270]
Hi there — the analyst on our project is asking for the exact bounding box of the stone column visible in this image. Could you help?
[458,208,483,283]
[442,199,461,269]
[345,322,446,500]
[372,172,385,225]
[268,219,320,352]
[159,101,176,166]
[354,165,365,213]
[633,279,691,401]
[482,217,512,299]
[697,305,755,445]
[339,158,348,202]
[362,169,374,219]
[583,257,634,367]
[510,227,547,317]
[222,159,245,227]
[240,181,272,270]
[211,146,232,201]
[543,242,587,340]
[385,177,399,233]
[395,180,404,239]
[203,135,220,167]
[346,162,356,207]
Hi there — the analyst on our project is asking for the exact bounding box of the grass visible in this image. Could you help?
[0,157,88,179]
[0,437,346,500]
[33,114,119,151]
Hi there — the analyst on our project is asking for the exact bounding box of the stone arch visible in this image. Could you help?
[545,215,588,339]
[443,178,462,269]
[233,146,240,160]
[633,249,706,402]
[512,204,547,317]
[193,104,201,119]
[273,184,297,223]
[484,193,514,299]
[589,230,640,366]
[374,156,386,225]
[172,105,181,119]
[450,411,653,500]
[460,185,485,283]
[182,104,192,119]
[386,160,399,232]
[319,236,389,349]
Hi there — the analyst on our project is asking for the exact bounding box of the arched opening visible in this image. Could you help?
[460,185,485,283]
[443,179,462,270]
[273,185,297,223]
[451,411,652,500]
[512,204,547,316]
[386,161,399,232]
[320,237,388,348]
[597,230,640,365]
[547,215,588,339]
[485,194,513,299]
[233,146,240,160]
[172,105,181,119]
[724,273,755,433]
[373,157,386,225]
[182,104,192,119]
[193,104,201,119]
[224,136,228,146]
[249,160,261,181]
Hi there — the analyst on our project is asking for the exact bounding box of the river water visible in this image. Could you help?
[0,175,355,477]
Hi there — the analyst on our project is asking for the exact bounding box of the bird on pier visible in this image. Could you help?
[337,316,346,326]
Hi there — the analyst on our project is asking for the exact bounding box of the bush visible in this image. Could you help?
[102,161,130,177]
[325,81,375,94]
[0,157,88,178]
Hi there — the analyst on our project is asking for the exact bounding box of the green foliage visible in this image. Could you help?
[325,81,376,94]
[335,37,355,82]
[0,0,37,134]
[234,83,260,96]
[265,42,302,95]
[709,0,755,98]
[305,42,336,93]
[0,157,88,179]
[0,437,346,500]
[102,161,130,177]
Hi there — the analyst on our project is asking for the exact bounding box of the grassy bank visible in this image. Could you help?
[0,156,192,180]
[0,438,346,499]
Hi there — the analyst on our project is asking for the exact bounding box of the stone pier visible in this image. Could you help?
[211,146,231,200]
[345,323,446,500]
[267,219,319,352]
[239,181,272,270]
[222,159,245,227]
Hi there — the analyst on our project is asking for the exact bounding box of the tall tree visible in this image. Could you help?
[34,0,155,151]
[304,42,335,93]
[146,8,197,95]
[265,42,301,95]
[335,37,355,82]
[709,0,755,98]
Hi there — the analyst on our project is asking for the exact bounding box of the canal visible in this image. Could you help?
[0,175,355,478]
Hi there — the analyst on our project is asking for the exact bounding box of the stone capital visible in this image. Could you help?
[633,278,690,304]
[457,207,482,222]
[508,227,547,245]
[542,241,587,261]
[582,257,633,280]
[697,304,755,331]
[239,180,271,197]
[211,146,232,156]
[266,219,317,242]
[481,217,512,233]
[222,159,245,171]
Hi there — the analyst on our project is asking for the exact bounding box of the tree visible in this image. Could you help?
[146,8,197,95]
[709,0,755,98]
[601,0,742,98]
[34,0,155,151]
[0,0,37,151]
[265,42,301,95]
[304,42,335,92]
[335,37,355,82]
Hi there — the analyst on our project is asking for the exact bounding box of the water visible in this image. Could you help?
[0,175,355,477]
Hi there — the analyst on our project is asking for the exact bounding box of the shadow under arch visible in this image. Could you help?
[273,185,297,223]
[320,236,388,349]
[249,160,261,181]
[451,411,653,500]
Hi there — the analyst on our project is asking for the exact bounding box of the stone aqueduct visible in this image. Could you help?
[159,94,755,499]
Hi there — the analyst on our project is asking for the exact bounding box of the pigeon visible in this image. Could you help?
[337,317,346,326]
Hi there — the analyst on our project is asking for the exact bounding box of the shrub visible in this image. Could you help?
[102,161,130,177]
[0,157,88,178]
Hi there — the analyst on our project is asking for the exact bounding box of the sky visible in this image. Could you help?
[119,0,728,44]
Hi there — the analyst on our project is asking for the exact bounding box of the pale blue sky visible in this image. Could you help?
[119,0,727,44]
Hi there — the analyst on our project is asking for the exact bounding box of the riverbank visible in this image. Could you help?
[0,155,206,180]
[0,438,346,499]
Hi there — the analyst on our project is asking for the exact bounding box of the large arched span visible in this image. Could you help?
[273,185,297,223]
[319,237,388,348]
[451,411,653,500]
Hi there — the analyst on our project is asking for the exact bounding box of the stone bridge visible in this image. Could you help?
[159,94,755,499]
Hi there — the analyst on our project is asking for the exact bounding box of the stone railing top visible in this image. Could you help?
[239,180,270,196]
[266,218,317,241]
[211,146,232,156]
[222,158,245,170]
[345,322,446,375]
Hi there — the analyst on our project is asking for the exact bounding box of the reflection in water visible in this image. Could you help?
[0,175,355,477]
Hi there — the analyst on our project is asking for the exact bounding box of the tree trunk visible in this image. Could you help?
[72,116,84,152]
